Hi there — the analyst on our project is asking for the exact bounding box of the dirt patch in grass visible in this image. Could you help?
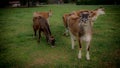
[27,58,49,67]
[26,49,70,67]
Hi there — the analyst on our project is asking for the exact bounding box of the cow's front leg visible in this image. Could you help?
[38,30,41,42]
[78,38,82,59]
[86,36,91,60]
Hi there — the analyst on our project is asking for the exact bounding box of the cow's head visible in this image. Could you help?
[79,11,92,25]
[49,10,52,17]
[48,36,55,47]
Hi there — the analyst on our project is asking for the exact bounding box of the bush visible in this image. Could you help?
[63,0,75,3]
[0,0,9,7]
[40,0,48,3]
[76,0,120,5]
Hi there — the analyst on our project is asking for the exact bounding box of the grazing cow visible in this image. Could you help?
[33,16,55,47]
[33,10,52,24]
[68,11,93,60]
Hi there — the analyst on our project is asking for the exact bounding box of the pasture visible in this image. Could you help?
[0,4,120,68]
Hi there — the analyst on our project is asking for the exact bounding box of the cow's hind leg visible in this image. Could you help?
[69,31,75,49]
[65,28,69,36]
[64,28,69,36]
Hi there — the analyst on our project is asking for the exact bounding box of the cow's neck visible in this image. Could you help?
[83,22,92,34]
[45,27,51,38]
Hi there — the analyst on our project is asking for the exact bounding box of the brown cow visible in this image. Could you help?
[33,16,55,47]
[62,13,75,36]
[67,11,94,60]
[33,10,52,25]
[73,7,105,25]
[62,7,105,36]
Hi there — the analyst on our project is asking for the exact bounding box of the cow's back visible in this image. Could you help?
[33,12,49,19]
[68,15,80,37]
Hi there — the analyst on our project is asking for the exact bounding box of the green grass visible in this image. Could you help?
[0,4,120,68]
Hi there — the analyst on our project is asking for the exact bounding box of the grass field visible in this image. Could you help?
[0,4,120,68]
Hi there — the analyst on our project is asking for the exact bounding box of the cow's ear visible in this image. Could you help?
[49,10,52,16]
[72,11,77,15]
[90,11,96,17]
[80,11,83,13]
[89,11,93,17]
[49,9,52,12]
[38,16,42,19]
[100,7,105,11]
[78,11,83,17]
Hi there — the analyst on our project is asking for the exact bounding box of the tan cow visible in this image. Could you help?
[33,10,52,25]
[73,7,105,25]
[67,11,94,60]
[62,7,105,36]
[62,13,74,36]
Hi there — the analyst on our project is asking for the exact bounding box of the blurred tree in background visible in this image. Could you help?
[20,0,38,7]
[0,0,9,7]
[76,0,120,5]
[40,0,48,3]
[0,0,120,8]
